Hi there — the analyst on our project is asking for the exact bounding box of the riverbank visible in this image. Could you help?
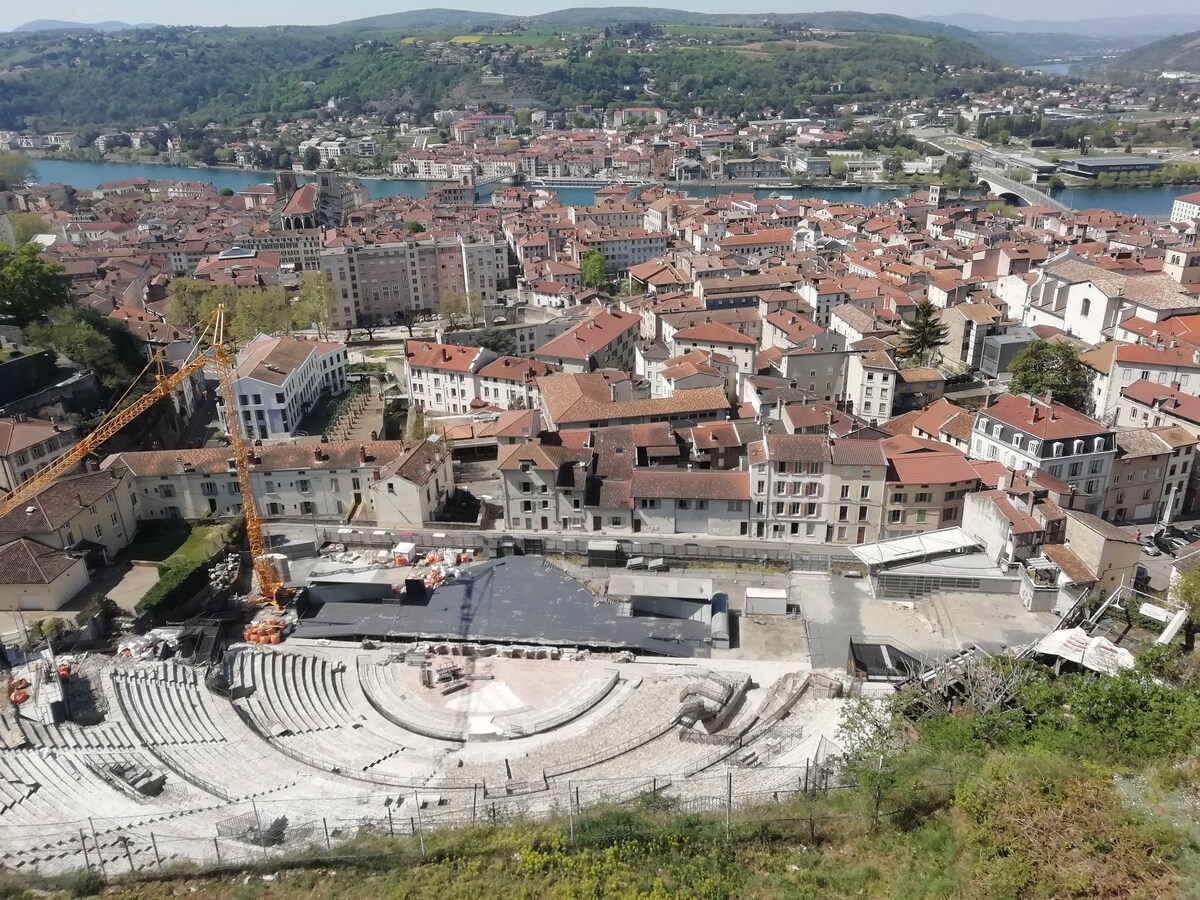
[21,156,1198,217]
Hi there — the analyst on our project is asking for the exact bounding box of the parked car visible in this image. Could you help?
[1154,535,1189,556]
[1142,541,1162,557]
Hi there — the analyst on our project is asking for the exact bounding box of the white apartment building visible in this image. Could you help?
[844,350,898,426]
[320,232,508,330]
[1170,190,1200,224]
[971,394,1117,515]
[405,341,560,415]
[218,335,348,440]
[532,309,641,374]
[406,343,498,415]
[748,435,832,540]
[107,440,452,528]
[1024,258,1200,346]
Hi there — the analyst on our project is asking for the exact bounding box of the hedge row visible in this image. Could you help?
[135,555,210,615]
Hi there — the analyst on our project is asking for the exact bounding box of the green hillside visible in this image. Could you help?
[0,23,1015,130]
[1107,30,1200,72]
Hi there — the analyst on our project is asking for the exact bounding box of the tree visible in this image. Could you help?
[829,157,848,179]
[883,155,904,175]
[581,251,607,290]
[404,407,434,440]
[25,308,145,393]
[301,146,321,170]
[438,292,471,330]
[1172,569,1200,652]
[355,313,382,341]
[229,286,290,344]
[0,154,33,191]
[1008,341,1090,409]
[900,299,949,365]
[395,308,420,337]
[405,221,425,234]
[218,187,234,197]
[475,327,516,356]
[163,277,224,329]
[0,243,70,327]
[290,271,335,340]
[4,211,49,244]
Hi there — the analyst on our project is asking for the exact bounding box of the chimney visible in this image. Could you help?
[997,473,1007,492]
[358,444,368,463]
[175,456,186,475]
[313,446,323,463]
[75,493,84,508]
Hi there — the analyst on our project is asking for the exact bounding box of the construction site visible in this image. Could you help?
[0,305,1178,880]
[0,306,853,876]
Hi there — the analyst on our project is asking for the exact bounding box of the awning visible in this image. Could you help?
[850,527,983,568]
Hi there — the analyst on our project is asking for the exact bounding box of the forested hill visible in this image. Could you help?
[0,25,1018,131]
[1105,30,1200,73]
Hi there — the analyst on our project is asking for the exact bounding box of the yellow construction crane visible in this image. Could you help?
[0,305,283,607]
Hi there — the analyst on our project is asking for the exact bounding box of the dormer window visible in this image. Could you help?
[979,417,989,432]
[1053,442,1064,457]
[992,424,1002,438]
[1093,437,1105,452]
[1011,434,1022,449]
[1073,439,1084,454]
[1029,440,1040,455]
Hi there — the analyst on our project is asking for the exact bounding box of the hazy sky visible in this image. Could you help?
[3,0,1198,31]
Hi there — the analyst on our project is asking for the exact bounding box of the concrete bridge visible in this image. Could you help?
[976,166,1072,213]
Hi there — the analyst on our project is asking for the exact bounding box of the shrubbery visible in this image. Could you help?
[135,555,211,615]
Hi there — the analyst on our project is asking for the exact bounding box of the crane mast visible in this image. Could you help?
[0,304,282,607]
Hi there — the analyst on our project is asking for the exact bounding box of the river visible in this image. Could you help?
[28,157,1198,217]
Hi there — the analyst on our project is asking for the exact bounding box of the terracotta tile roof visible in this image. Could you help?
[629,469,749,501]
[982,394,1109,440]
[829,439,887,467]
[883,439,979,486]
[747,435,830,464]
[538,374,728,427]
[1120,380,1200,425]
[0,417,66,457]
[107,440,429,479]
[282,183,318,216]
[496,441,591,472]
[878,409,924,437]
[477,356,559,382]
[406,342,491,373]
[672,321,758,346]
[0,469,129,535]
[533,309,639,361]
[1040,543,1096,585]
[977,490,1043,536]
[0,538,79,585]
[1065,508,1141,544]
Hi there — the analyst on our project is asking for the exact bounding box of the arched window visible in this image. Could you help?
[1081,297,1091,317]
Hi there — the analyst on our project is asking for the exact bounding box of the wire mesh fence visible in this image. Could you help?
[2,738,862,882]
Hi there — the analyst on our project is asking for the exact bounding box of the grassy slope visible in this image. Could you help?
[4,740,1197,900]
[1107,30,1200,72]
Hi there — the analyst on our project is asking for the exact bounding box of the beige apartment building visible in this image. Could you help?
[320,231,508,330]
